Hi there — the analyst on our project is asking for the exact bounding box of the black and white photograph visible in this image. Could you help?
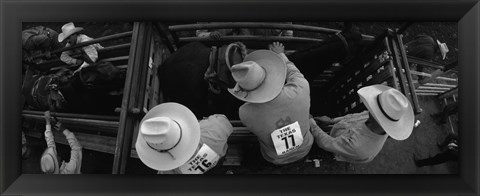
[19,21,459,175]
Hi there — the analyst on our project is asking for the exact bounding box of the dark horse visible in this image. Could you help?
[158,24,363,120]
[158,42,246,119]
[287,23,364,82]
[22,62,126,115]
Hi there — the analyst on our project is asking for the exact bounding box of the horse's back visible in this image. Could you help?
[159,42,211,118]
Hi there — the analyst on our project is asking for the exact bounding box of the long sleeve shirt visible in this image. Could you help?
[239,53,313,165]
[60,34,103,66]
[158,114,234,174]
[309,111,388,163]
[22,26,63,63]
[44,125,83,174]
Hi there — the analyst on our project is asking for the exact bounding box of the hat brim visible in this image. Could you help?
[135,102,201,171]
[228,50,287,103]
[357,85,414,140]
[58,27,84,42]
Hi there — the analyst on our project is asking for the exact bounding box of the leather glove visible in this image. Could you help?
[75,59,84,67]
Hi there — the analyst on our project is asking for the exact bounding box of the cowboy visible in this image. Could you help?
[135,102,233,174]
[309,85,414,163]
[229,42,314,166]
[414,133,458,167]
[40,111,82,174]
[22,26,64,70]
[404,34,449,79]
[58,22,104,74]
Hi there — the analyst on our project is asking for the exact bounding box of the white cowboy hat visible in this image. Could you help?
[357,85,414,140]
[228,50,287,103]
[58,22,84,42]
[135,102,201,171]
[40,147,59,174]
[436,40,449,60]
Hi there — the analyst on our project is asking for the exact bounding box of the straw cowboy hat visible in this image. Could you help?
[135,102,201,171]
[228,50,287,103]
[58,22,84,42]
[436,40,449,60]
[357,85,414,140]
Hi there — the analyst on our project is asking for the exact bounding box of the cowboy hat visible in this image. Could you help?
[436,40,449,60]
[58,22,84,42]
[228,50,287,103]
[40,147,59,174]
[357,85,414,140]
[135,102,201,171]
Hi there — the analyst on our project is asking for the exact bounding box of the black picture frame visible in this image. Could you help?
[1,0,479,195]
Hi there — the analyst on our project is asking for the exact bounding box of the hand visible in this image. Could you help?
[75,59,84,67]
[54,121,66,132]
[44,111,51,122]
[269,42,285,54]
[209,31,223,40]
[313,116,335,126]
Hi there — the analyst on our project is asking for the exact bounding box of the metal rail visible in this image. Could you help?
[169,22,375,40]
[32,31,133,59]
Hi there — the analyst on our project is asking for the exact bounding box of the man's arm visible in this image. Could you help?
[44,111,56,148]
[60,43,82,66]
[270,42,309,97]
[309,119,357,158]
[61,128,82,174]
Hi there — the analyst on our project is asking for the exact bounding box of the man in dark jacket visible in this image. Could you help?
[404,34,449,79]
[22,26,64,66]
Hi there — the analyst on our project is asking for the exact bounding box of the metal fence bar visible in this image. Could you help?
[169,22,375,40]
[179,35,324,43]
[33,31,133,59]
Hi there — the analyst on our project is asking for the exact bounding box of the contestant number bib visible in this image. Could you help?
[178,144,220,174]
[270,121,303,156]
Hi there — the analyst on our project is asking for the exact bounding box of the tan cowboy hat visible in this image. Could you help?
[357,85,414,140]
[135,102,201,171]
[58,22,84,42]
[40,147,59,174]
[228,50,287,103]
[436,40,449,60]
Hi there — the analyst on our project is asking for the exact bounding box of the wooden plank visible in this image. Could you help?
[395,34,422,114]
[99,56,129,63]
[22,110,119,121]
[113,22,153,174]
[424,83,457,88]
[22,114,119,135]
[407,55,444,70]
[438,87,458,100]
[418,86,451,91]
[416,90,445,93]
[416,93,439,96]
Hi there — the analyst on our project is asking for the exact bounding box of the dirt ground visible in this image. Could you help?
[21,22,458,174]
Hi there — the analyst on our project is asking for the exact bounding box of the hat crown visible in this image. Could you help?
[231,61,266,91]
[140,116,181,151]
[437,40,449,60]
[61,22,77,35]
[378,89,410,121]
[40,147,57,173]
